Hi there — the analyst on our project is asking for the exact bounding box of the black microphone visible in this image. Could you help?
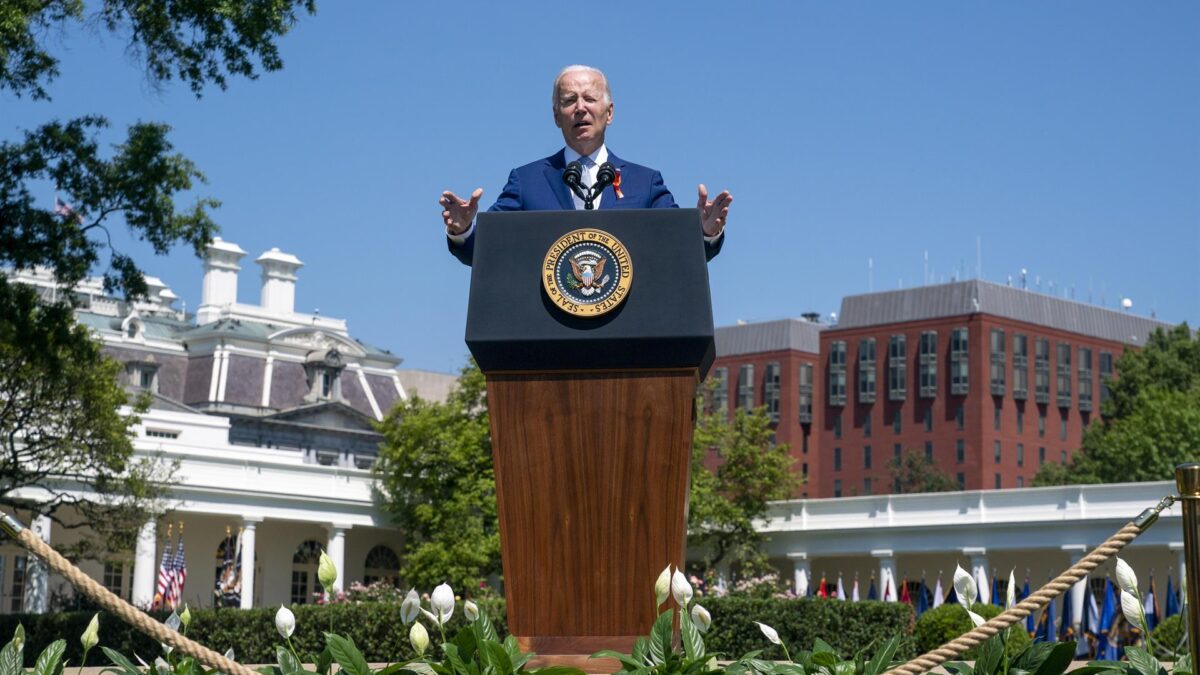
[592,162,616,197]
[562,161,588,202]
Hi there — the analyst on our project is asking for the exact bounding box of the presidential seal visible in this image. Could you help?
[542,228,633,317]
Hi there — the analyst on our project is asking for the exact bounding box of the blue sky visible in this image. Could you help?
[7,1,1198,372]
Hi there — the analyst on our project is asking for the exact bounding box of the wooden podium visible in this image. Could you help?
[466,209,715,668]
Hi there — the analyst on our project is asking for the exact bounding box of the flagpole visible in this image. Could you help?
[1175,463,1200,672]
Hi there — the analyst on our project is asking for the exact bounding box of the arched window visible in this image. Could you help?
[362,545,400,587]
[291,540,323,604]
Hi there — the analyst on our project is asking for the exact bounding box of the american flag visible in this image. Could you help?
[167,532,188,609]
[53,196,84,224]
[153,536,173,610]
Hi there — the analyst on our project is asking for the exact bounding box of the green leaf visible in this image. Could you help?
[0,642,23,675]
[1029,642,1078,675]
[1124,647,1164,675]
[974,634,1004,675]
[810,652,838,669]
[324,634,372,675]
[812,639,835,654]
[833,662,857,675]
[476,612,499,644]
[679,611,704,662]
[862,636,900,675]
[942,662,974,675]
[34,640,66,675]
[631,638,650,667]
[313,647,334,675]
[443,643,470,675]
[648,610,673,666]
[591,650,646,671]
[100,647,144,675]
[452,626,479,663]
[275,647,301,675]
[481,642,513,675]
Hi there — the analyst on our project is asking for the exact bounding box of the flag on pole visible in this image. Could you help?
[900,577,911,605]
[1165,574,1179,618]
[852,577,860,601]
[153,528,173,610]
[977,567,990,604]
[1144,573,1159,632]
[1059,583,1075,643]
[1097,579,1118,661]
[932,574,944,608]
[884,573,895,602]
[990,574,999,608]
[167,528,187,609]
[837,574,847,601]
[817,575,828,598]
[54,196,85,224]
[1022,576,1035,634]
[1036,593,1057,643]
[868,577,877,600]
[1081,580,1099,659]
[917,577,930,616]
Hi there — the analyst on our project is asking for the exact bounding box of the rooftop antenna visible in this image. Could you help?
[1021,268,1027,290]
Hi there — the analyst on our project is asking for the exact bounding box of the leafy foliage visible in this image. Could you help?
[1034,324,1200,486]
[1149,615,1185,661]
[689,394,797,574]
[374,361,501,592]
[889,448,960,494]
[594,608,721,675]
[913,602,1030,661]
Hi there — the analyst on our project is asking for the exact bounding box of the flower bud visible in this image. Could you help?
[275,605,296,639]
[691,604,711,634]
[465,600,480,622]
[1120,590,1146,631]
[952,564,977,612]
[755,621,781,645]
[654,565,671,607]
[1115,558,1139,596]
[401,589,421,625]
[81,613,100,651]
[318,550,338,592]
[430,583,455,625]
[1006,570,1016,610]
[409,621,429,656]
[180,604,192,629]
[671,568,693,608]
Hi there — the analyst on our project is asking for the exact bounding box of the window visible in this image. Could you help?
[994,440,1002,464]
[919,331,938,398]
[888,335,908,400]
[995,474,1002,489]
[1078,348,1093,412]
[764,362,781,422]
[924,441,933,461]
[1017,476,1025,488]
[363,545,401,587]
[1017,443,1025,467]
[1061,450,1068,464]
[993,402,1002,431]
[864,445,872,469]
[864,477,873,494]
[863,412,872,438]
[1013,334,1029,400]
[1060,411,1068,441]
[103,561,128,600]
[125,362,159,393]
[798,364,814,424]
[924,406,933,432]
[833,413,842,439]
[893,443,902,459]
[738,364,755,410]
[858,338,877,404]
[956,473,966,489]
[989,328,1006,395]
[1039,446,1046,465]
[1035,338,1051,404]
[292,540,323,604]
[829,342,847,406]
[145,428,180,439]
[834,447,842,471]
[305,349,345,401]
[1039,410,1046,437]
[893,409,902,434]
[1016,409,1024,434]
[711,367,728,418]
[1056,343,1072,408]
[956,439,965,463]
[956,404,965,430]
[833,479,843,497]
[10,555,27,612]
[1100,351,1115,405]
[950,327,969,395]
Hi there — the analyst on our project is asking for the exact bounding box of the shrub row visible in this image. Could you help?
[5,596,927,667]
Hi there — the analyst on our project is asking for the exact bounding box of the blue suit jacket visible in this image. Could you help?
[447,149,723,265]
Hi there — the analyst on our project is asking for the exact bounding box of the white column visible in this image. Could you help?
[326,524,349,594]
[23,514,52,613]
[873,549,896,602]
[1171,542,1186,585]
[1062,545,1088,636]
[964,547,990,604]
[788,552,810,597]
[131,519,158,608]
[240,517,261,609]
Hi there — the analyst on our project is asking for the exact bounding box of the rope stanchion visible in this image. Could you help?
[885,495,1176,675]
[0,513,260,675]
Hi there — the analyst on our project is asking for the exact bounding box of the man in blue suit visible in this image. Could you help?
[441,65,732,266]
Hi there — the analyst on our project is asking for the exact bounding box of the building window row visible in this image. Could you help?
[829,341,848,406]
[858,338,877,403]
[989,328,1006,396]
[950,327,969,395]
[919,331,938,398]
[763,362,781,422]
[798,363,814,424]
[738,364,755,410]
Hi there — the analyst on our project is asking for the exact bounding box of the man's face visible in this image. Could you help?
[553,70,613,156]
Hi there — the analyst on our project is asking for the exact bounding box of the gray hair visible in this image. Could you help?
[552,65,612,106]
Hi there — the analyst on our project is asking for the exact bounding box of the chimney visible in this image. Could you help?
[200,237,247,308]
[256,248,304,315]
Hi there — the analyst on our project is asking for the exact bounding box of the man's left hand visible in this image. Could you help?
[697,184,732,237]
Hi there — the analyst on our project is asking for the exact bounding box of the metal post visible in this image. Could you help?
[1175,463,1200,669]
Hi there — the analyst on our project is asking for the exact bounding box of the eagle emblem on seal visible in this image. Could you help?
[567,253,608,296]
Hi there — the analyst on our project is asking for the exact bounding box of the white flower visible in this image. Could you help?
[224,648,235,661]
[654,565,672,607]
[465,600,480,622]
[430,583,455,625]
[967,610,987,627]
[421,608,438,624]
[318,550,338,592]
[1006,570,1016,610]
[409,621,429,655]
[952,564,977,611]
[81,613,100,651]
[155,657,171,675]
[755,621,782,645]
[401,589,421,625]
[671,568,694,607]
[691,604,712,634]
[162,612,181,654]
[1121,590,1146,631]
[1115,558,1139,596]
[275,605,296,639]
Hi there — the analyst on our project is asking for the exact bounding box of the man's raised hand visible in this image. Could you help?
[697,184,732,238]
[440,188,483,236]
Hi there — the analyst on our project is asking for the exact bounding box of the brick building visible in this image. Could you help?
[710,279,1174,499]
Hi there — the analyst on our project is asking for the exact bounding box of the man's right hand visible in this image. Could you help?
[440,188,483,236]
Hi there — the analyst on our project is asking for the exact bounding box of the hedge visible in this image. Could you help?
[912,602,1031,661]
[4,597,918,666]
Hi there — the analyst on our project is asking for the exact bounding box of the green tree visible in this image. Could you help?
[688,398,798,577]
[1034,324,1200,486]
[1,1,314,552]
[374,361,501,592]
[889,449,959,494]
